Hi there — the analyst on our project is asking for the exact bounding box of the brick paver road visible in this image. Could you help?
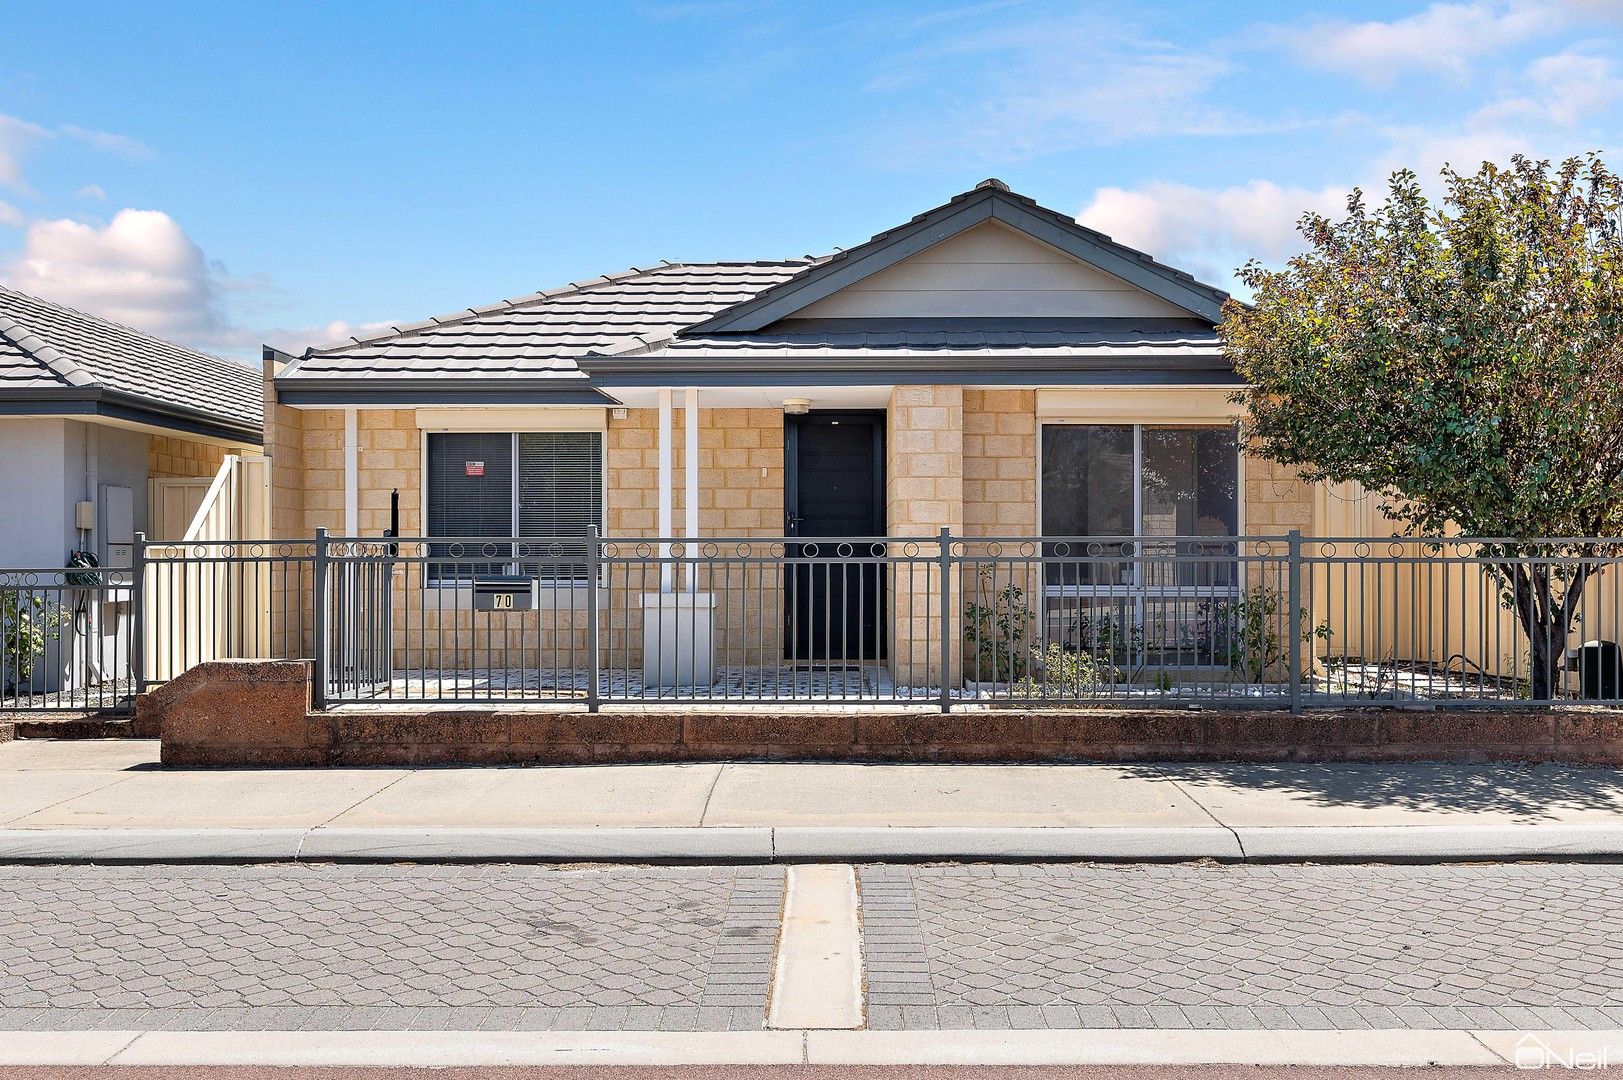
[0,864,781,1032]
[861,862,1623,1031]
[3,861,1622,1033]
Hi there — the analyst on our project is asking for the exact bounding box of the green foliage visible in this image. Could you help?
[1015,641,1116,698]
[963,568,1035,682]
[2,590,65,690]
[1200,586,1332,684]
[1223,154,1623,697]
[1068,610,1143,661]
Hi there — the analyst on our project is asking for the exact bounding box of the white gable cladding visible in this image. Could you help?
[793,221,1190,320]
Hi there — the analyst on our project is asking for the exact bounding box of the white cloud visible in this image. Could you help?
[260,319,395,356]
[74,184,106,201]
[0,114,48,191]
[1078,180,1348,286]
[0,202,22,228]
[3,209,228,342]
[1271,1,1555,85]
[868,16,1299,163]
[0,207,391,359]
[57,124,153,159]
[1478,50,1623,128]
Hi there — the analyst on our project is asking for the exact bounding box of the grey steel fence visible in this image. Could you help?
[313,530,1623,712]
[8,531,1623,713]
[1,565,137,713]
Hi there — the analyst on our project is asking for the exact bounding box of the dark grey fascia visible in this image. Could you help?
[273,377,622,408]
[682,187,1230,334]
[0,387,262,444]
[577,354,1236,388]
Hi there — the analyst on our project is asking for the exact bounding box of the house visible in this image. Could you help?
[0,284,263,697]
[259,179,1332,697]
[0,284,264,566]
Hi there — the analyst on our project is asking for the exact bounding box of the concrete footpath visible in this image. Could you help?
[3,739,1623,862]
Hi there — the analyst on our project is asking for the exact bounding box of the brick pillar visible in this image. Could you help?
[886,385,963,689]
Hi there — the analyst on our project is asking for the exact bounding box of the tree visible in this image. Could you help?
[1223,155,1623,699]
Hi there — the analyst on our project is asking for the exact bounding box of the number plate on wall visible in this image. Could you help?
[473,578,535,612]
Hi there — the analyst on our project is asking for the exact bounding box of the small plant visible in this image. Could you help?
[2,590,65,691]
[1153,670,1175,693]
[1014,641,1117,698]
[1066,609,1144,662]
[963,568,1035,682]
[1199,586,1331,684]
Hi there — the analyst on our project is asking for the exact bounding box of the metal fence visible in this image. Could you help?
[6,531,1623,713]
[1,565,136,713]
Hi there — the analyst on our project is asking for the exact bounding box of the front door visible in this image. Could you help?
[785,411,886,663]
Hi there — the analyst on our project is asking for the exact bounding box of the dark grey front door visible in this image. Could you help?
[784,411,886,663]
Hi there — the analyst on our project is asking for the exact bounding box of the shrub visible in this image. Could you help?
[1199,586,1331,683]
[963,568,1034,682]
[2,590,65,691]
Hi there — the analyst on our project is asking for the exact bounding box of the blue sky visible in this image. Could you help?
[1,0,1619,358]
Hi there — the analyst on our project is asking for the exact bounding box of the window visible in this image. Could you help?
[1041,423,1239,664]
[425,431,603,582]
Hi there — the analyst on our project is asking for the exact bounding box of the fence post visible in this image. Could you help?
[939,526,953,714]
[586,525,602,714]
[312,527,329,711]
[131,533,147,696]
[1287,528,1303,716]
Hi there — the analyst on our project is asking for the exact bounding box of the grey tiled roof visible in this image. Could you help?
[632,319,1222,359]
[0,284,263,431]
[286,261,822,381]
[280,180,1233,393]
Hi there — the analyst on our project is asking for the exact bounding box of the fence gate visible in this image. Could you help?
[329,544,395,700]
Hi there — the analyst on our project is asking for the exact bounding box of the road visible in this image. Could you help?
[0,860,1618,1070]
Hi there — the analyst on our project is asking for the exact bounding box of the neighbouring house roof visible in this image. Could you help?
[275,179,1237,405]
[0,284,263,444]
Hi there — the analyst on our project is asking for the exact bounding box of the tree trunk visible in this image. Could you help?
[1501,560,1592,701]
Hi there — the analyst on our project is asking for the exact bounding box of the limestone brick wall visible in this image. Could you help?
[961,390,1040,684]
[263,359,305,542]
[271,403,789,677]
[1243,454,1316,536]
[886,385,963,687]
[148,434,228,479]
[604,407,786,667]
[962,389,1037,538]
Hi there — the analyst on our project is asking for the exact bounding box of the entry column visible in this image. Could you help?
[885,385,964,690]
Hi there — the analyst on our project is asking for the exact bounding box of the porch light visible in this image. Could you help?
[783,398,811,415]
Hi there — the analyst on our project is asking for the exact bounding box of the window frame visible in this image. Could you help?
[418,423,607,603]
[1037,419,1246,668]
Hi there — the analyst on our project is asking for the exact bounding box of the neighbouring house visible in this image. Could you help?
[0,284,264,695]
[255,179,1618,703]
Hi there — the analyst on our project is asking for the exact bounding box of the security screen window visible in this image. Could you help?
[1041,423,1240,662]
[425,431,603,582]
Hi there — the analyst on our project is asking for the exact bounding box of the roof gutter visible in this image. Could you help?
[272,377,622,408]
[577,353,1237,388]
[0,387,263,445]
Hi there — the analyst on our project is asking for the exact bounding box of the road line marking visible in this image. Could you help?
[766,863,864,1030]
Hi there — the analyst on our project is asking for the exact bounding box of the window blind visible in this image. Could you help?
[426,432,515,579]
[424,430,604,583]
[517,431,603,580]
